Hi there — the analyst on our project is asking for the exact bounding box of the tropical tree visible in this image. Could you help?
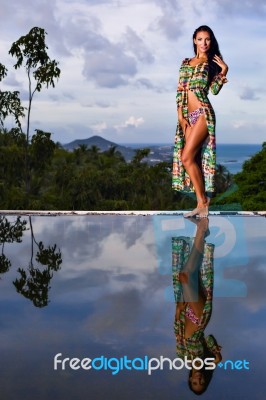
[9,27,61,143]
[0,63,25,129]
[6,27,61,193]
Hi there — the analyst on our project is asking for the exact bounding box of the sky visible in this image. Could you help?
[0,0,265,145]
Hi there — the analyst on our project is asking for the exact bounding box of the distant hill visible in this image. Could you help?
[62,135,136,161]
[62,135,174,163]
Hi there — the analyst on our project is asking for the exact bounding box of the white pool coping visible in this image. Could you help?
[0,210,265,216]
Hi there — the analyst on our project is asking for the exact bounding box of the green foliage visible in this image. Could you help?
[9,26,60,91]
[0,61,25,129]
[0,127,240,210]
[0,63,25,130]
[0,27,61,197]
[8,26,61,142]
[30,129,56,172]
[214,142,266,210]
[0,90,25,129]
[0,63,8,81]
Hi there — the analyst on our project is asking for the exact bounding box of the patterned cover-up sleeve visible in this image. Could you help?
[210,73,228,95]
[176,58,187,108]
[176,90,182,108]
[205,334,221,355]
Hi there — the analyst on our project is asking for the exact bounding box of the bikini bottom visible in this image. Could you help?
[188,107,204,126]
[185,304,200,325]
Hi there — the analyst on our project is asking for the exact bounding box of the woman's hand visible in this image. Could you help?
[179,117,190,134]
[213,55,228,75]
[213,351,222,364]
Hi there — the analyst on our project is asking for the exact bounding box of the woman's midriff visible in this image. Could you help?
[187,90,202,113]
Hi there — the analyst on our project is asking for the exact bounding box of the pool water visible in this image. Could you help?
[0,214,265,399]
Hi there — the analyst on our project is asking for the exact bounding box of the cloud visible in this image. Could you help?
[114,116,145,130]
[240,87,259,101]
[214,0,266,16]
[61,11,157,88]
[82,101,113,108]
[0,0,70,56]
[49,94,60,102]
[232,120,246,129]
[135,77,165,93]
[232,120,266,131]
[63,14,106,51]
[2,72,22,88]
[17,88,29,101]
[82,44,137,87]
[61,13,139,87]
[91,122,107,132]
[122,27,154,63]
[63,92,75,100]
[150,0,184,40]
[155,13,184,40]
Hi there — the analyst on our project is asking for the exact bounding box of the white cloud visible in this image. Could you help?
[114,116,145,130]
[233,120,246,129]
[91,122,107,132]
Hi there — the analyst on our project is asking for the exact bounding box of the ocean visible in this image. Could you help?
[216,144,262,174]
[121,143,262,174]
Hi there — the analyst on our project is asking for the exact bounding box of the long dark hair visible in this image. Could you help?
[188,366,214,395]
[187,335,220,395]
[193,25,222,85]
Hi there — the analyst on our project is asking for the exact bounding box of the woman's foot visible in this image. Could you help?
[183,208,200,218]
[183,197,210,219]
[196,197,210,218]
[187,217,210,238]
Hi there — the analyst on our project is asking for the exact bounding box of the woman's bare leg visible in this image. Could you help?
[182,115,210,218]
[181,220,207,304]
[180,219,209,337]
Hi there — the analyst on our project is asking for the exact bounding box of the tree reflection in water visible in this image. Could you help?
[0,215,62,307]
[0,215,27,274]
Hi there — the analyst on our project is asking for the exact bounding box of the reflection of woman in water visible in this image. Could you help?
[172,25,228,218]
[172,218,222,395]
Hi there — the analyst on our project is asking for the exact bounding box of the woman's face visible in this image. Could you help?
[189,371,206,393]
[194,30,211,54]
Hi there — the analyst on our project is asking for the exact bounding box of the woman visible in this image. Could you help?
[172,26,228,218]
[172,218,222,395]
